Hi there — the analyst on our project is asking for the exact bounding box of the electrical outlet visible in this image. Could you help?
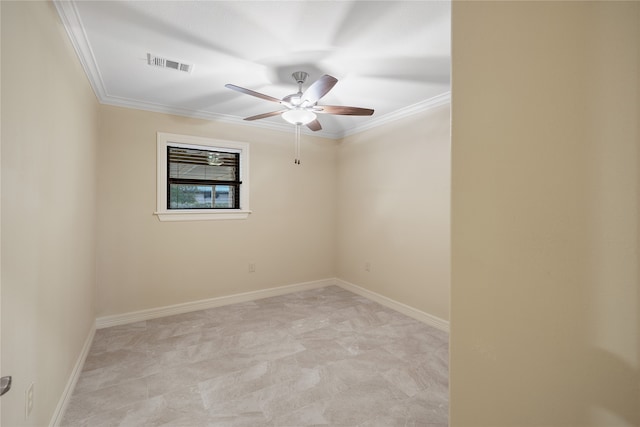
[365,262,371,272]
[248,263,256,273]
[25,382,34,419]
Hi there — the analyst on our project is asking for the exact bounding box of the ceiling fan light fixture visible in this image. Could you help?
[282,109,316,125]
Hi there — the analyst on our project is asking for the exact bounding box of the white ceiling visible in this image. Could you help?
[55,1,450,139]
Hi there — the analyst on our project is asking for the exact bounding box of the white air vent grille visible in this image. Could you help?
[147,53,192,73]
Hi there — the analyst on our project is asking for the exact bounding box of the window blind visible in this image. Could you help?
[167,146,241,209]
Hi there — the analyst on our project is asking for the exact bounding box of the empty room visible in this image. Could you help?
[1,1,639,427]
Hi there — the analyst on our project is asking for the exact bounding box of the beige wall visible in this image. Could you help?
[337,106,451,321]
[1,1,99,426]
[96,103,451,322]
[4,1,639,426]
[451,2,639,426]
[96,106,337,317]
[1,0,451,424]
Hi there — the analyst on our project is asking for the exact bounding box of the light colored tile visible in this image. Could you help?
[256,380,326,421]
[271,400,330,426]
[321,376,407,425]
[199,361,272,408]
[62,377,149,426]
[204,391,270,425]
[62,286,449,426]
[389,388,449,425]
[82,348,149,372]
[145,353,256,398]
[294,339,354,369]
[74,355,161,393]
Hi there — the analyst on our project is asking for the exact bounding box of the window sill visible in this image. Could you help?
[154,210,252,222]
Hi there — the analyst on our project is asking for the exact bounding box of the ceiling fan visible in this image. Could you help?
[225,71,374,164]
[225,71,374,131]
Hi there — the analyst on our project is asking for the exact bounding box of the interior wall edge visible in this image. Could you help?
[47,326,96,427]
[95,278,335,329]
[335,278,449,333]
[94,276,449,333]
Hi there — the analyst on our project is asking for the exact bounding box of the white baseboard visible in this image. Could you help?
[49,325,95,427]
[95,278,334,329]
[95,278,449,332]
[54,278,444,425]
[50,281,326,425]
[334,278,449,332]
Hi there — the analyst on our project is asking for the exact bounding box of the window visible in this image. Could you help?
[167,147,240,209]
[155,133,250,221]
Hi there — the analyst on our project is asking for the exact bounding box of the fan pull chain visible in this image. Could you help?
[294,124,301,165]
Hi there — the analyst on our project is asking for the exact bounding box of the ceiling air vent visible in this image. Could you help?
[147,53,193,73]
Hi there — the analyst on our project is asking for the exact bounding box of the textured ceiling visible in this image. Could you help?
[55,1,450,139]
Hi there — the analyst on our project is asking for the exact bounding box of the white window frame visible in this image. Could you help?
[155,132,251,221]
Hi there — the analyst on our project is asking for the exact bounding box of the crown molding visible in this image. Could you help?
[54,0,108,100]
[100,92,450,141]
[54,0,450,141]
[98,95,343,139]
[99,92,450,140]
[341,92,451,138]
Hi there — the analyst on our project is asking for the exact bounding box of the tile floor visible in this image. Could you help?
[62,286,448,426]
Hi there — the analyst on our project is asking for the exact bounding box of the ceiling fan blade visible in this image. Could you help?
[315,105,374,116]
[301,75,338,105]
[243,110,286,121]
[306,119,322,132]
[225,84,282,104]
